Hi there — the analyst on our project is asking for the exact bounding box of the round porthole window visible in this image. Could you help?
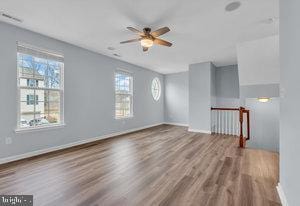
[151,77,161,101]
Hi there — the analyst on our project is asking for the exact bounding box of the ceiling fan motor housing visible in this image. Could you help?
[143,27,152,34]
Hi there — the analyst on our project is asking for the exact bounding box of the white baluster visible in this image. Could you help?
[231,111,233,135]
[225,111,228,134]
[222,111,224,134]
[218,110,221,134]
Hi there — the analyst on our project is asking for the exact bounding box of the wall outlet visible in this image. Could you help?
[5,137,12,145]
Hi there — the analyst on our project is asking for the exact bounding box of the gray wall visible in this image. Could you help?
[164,72,188,125]
[216,65,240,98]
[280,0,300,205]
[245,98,279,152]
[0,22,164,159]
[164,65,240,125]
[189,62,213,132]
[240,84,280,100]
[215,65,240,107]
[210,63,217,107]
[239,83,280,153]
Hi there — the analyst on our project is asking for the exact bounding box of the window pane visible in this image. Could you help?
[115,94,132,118]
[18,53,34,79]
[34,57,48,77]
[45,76,60,89]
[20,89,38,127]
[44,101,60,119]
[43,90,60,124]
[20,114,33,128]
[44,90,60,102]
[39,112,60,125]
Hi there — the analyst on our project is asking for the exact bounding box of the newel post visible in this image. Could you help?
[239,107,245,148]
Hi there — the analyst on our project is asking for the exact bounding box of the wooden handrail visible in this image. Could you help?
[211,107,250,148]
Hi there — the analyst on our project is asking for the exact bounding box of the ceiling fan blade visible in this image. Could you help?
[143,47,149,52]
[151,27,170,37]
[120,38,142,44]
[154,38,172,47]
[127,27,144,35]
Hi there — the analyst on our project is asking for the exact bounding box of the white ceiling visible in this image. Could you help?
[237,35,279,86]
[0,0,278,74]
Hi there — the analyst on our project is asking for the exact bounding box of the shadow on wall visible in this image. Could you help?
[245,98,279,152]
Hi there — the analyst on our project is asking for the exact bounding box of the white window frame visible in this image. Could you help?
[16,42,65,132]
[114,69,133,119]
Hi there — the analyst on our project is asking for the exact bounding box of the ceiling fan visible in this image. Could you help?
[120,26,172,52]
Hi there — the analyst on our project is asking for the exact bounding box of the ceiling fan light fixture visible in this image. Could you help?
[141,38,153,48]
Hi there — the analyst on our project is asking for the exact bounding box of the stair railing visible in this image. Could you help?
[211,107,250,148]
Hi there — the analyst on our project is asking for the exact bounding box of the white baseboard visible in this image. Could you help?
[188,128,211,134]
[277,183,289,206]
[164,122,188,127]
[0,122,164,165]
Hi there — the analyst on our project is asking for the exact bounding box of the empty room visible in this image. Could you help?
[0,0,299,205]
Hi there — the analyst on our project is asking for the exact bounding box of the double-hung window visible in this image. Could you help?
[17,43,64,129]
[115,71,133,119]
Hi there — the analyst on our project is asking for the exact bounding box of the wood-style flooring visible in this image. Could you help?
[0,125,280,206]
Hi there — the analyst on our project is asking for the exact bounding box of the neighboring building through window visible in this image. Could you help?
[115,71,133,119]
[27,79,38,87]
[151,77,161,101]
[26,95,39,105]
[17,43,64,129]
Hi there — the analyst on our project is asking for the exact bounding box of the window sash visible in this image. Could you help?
[18,53,62,90]
[115,94,132,118]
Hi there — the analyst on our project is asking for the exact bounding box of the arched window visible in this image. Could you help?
[151,77,161,101]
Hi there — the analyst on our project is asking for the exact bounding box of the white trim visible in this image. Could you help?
[15,123,66,133]
[188,128,211,134]
[277,183,289,206]
[164,122,188,127]
[0,122,163,165]
[17,41,64,58]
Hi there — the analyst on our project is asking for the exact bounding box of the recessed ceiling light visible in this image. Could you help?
[225,1,241,12]
[107,47,115,51]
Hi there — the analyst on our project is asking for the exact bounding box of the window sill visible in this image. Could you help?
[115,116,134,120]
[15,123,66,134]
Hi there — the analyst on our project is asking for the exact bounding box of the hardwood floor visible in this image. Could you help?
[0,125,280,206]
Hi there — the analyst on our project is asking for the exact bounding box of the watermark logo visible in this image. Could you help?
[0,195,33,206]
